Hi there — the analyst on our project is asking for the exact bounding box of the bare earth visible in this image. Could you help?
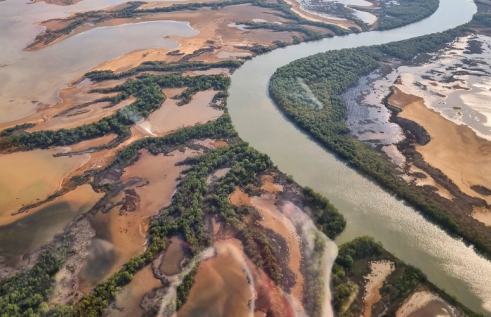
[396,291,459,317]
[361,261,394,317]
[176,240,254,317]
[389,86,491,205]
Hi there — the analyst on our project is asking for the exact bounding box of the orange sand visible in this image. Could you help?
[228,187,252,206]
[145,90,223,136]
[250,195,303,304]
[0,148,90,226]
[389,86,491,204]
[361,261,394,317]
[68,134,117,152]
[472,207,491,227]
[176,240,254,317]
[212,140,228,148]
[260,174,283,194]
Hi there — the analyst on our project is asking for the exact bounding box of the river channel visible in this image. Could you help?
[227,0,491,314]
[1,0,489,313]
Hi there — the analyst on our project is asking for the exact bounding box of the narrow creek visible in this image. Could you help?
[227,0,491,313]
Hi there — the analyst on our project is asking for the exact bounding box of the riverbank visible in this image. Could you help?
[269,20,491,259]
[332,237,480,317]
[24,0,341,52]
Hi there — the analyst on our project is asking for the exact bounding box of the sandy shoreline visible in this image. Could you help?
[281,0,357,29]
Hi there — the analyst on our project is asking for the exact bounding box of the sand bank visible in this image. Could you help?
[389,86,491,204]
[361,260,394,317]
[68,134,117,152]
[250,195,303,305]
[32,3,296,61]
[145,90,223,136]
[176,240,254,317]
[228,182,304,304]
[229,187,253,206]
[396,291,459,317]
[472,206,491,227]
[282,0,357,29]
[260,174,284,194]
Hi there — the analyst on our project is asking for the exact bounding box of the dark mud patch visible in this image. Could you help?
[471,185,491,196]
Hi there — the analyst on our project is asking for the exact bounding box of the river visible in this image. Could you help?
[227,0,491,314]
[1,0,489,313]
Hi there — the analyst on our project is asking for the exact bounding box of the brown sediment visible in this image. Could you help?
[159,236,188,276]
[63,92,220,181]
[139,216,152,236]
[68,134,117,152]
[146,90,223,136]
[176,240,254,317]
[260,174,284,194]
[0,184,102,266]
[106,265,163,317]
[0,148,90,226]
[211,140,229,148]
[193,138,227,149]
[408,165,454,200]
[79,149,198,290]
[471,206,491,227]
[63,146,119,181]
[250,195,303,304]
[389,86,491,204]
[189,68,231,76]
[361,261,394,317]
[227,184,304,305]
[228,186,253,206]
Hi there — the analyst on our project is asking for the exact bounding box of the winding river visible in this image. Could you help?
[1,0,490,313]
[227,0,491,314]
